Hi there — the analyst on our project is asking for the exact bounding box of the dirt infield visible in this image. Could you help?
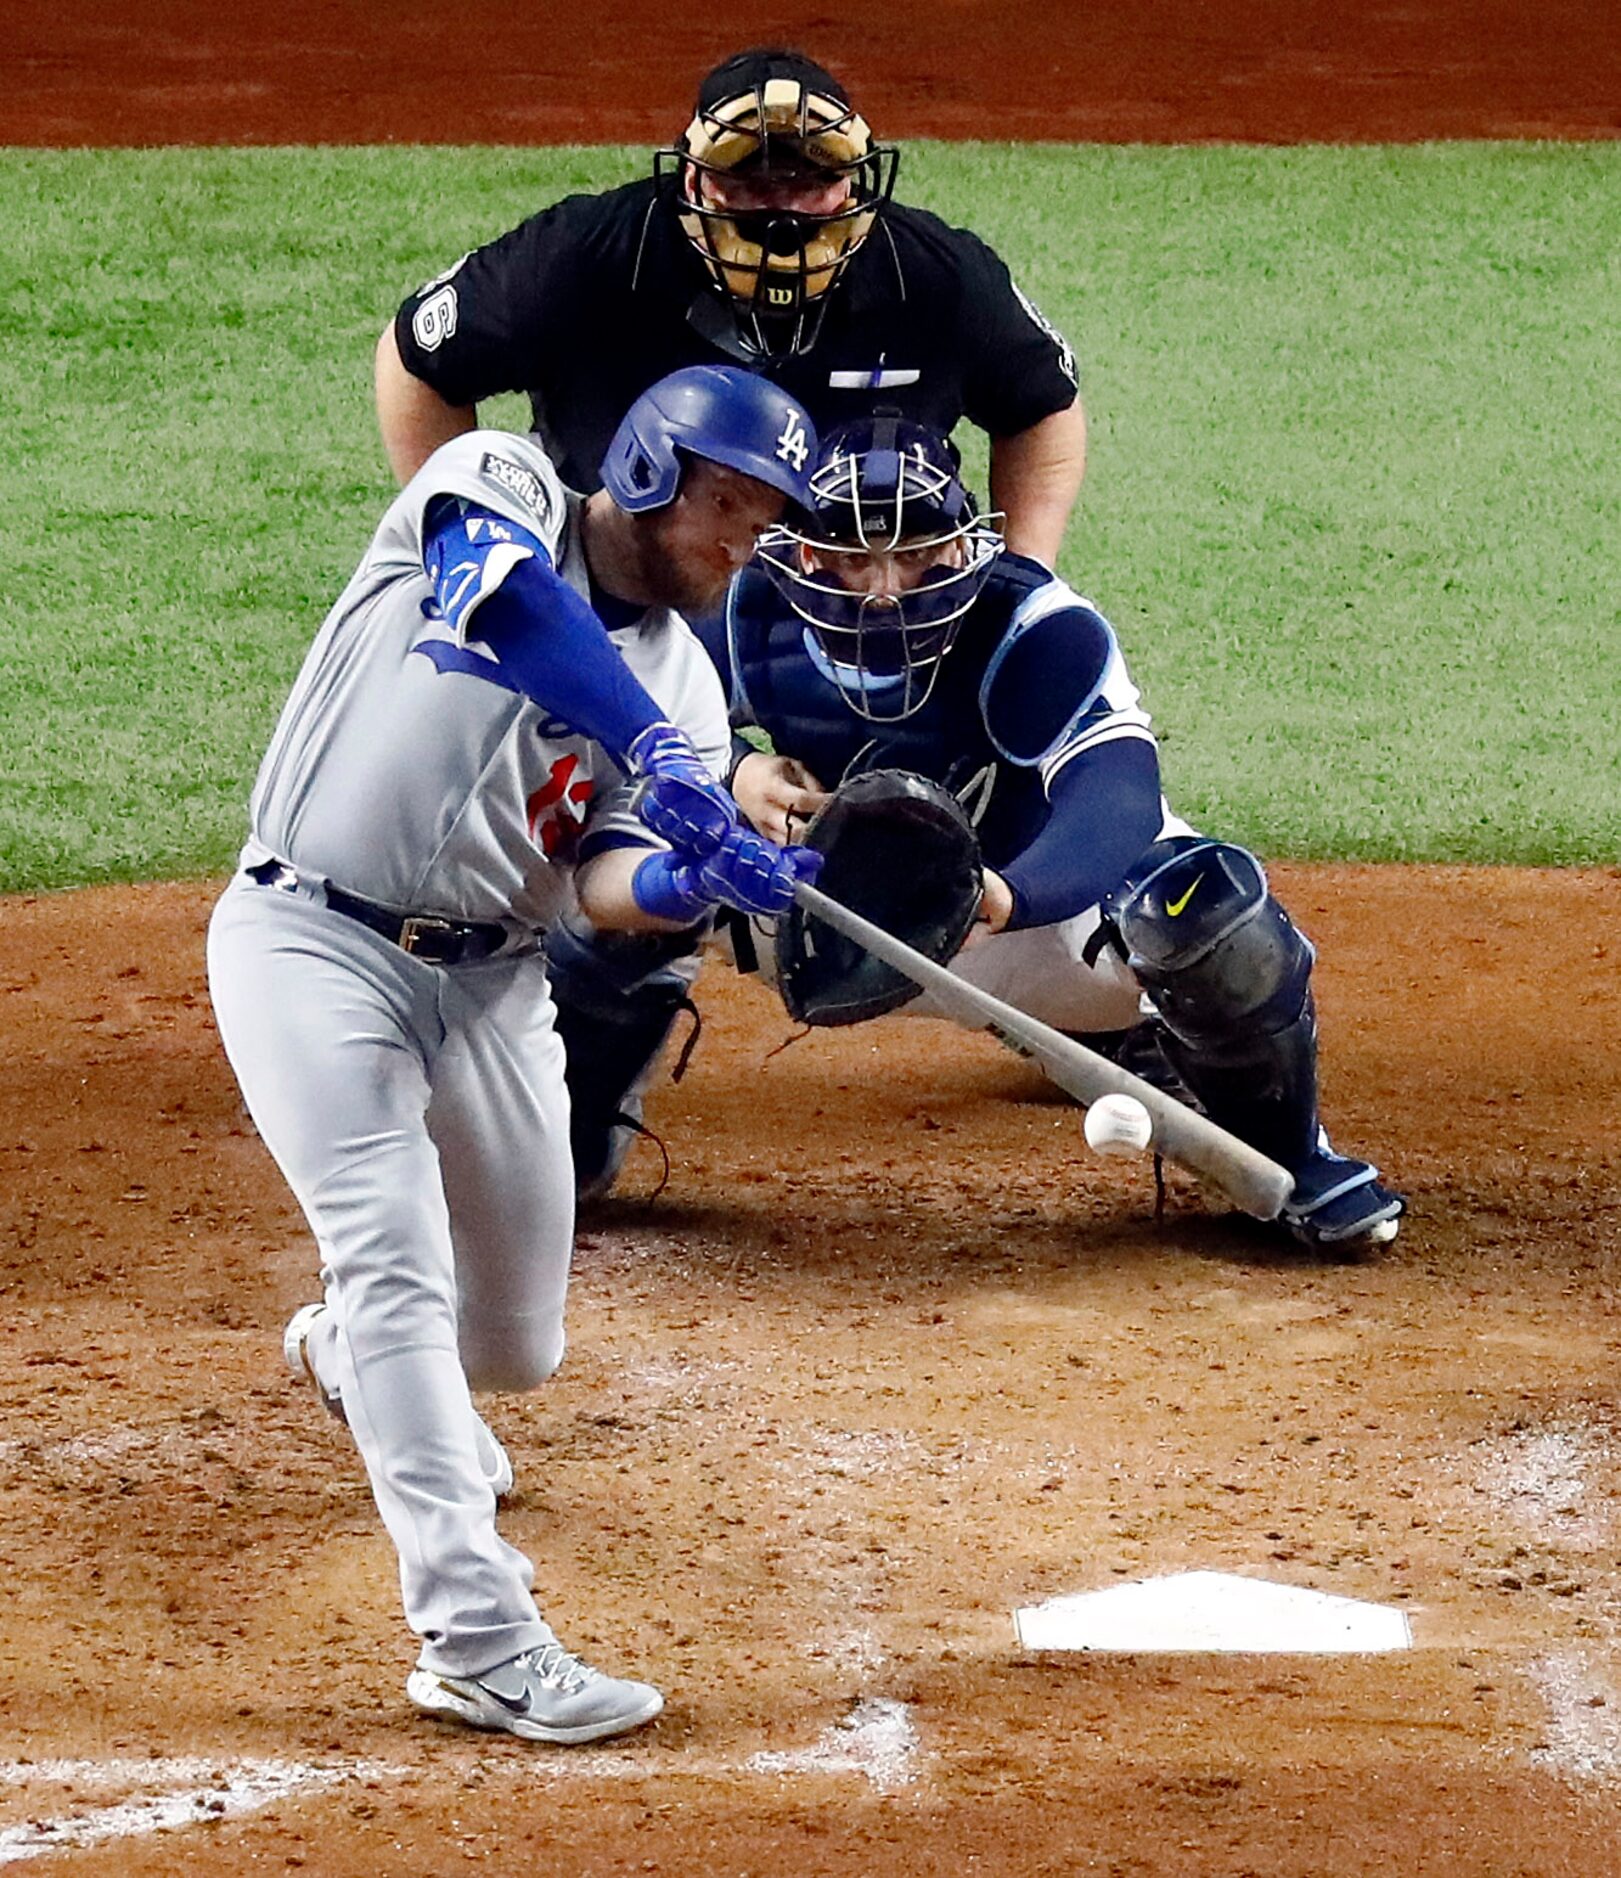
[10,0,1621,144]
[6,8,1621,1872]
[2,867,1619,1873]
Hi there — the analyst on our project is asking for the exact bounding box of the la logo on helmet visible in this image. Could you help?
[775,412,809,471]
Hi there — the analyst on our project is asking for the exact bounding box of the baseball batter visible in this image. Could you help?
[206,367,824,1744]
[561,416,1404,1252]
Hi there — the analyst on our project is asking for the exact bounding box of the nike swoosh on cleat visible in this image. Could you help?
[1166,875,1204,917]
[456,1676,532,1717]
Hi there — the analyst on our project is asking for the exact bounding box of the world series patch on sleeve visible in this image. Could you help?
[774,769,983,1027]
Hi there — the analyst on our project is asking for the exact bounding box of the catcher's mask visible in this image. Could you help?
[655,48,898,361]
[756,416,1005,721]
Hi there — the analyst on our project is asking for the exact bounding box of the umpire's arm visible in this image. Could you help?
[989,398,1088,571]
[376,323,477,484]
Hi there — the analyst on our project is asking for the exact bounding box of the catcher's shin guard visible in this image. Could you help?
[545,917,703,1198]
[1102,838,1320,1172]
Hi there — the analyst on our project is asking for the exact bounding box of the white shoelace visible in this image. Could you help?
[524,1642,596,1694]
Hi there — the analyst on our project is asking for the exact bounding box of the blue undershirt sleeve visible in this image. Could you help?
[999,738,1164,931]
[422,496,667,766]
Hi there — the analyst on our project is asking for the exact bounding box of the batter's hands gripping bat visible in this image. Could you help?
[792,881,1294,1221]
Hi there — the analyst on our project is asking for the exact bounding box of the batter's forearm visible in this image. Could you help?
[989,399,1088,568]
[376,322,477,485]
[576,848,700,934]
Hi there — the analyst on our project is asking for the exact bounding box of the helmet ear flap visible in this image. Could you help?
[602,421,682,513]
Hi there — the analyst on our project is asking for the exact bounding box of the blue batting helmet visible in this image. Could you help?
[601,366,818,513]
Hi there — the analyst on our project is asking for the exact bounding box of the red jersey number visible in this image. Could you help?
[527,754,594,859]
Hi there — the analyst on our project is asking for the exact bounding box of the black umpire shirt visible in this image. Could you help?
[393,178,1080,493]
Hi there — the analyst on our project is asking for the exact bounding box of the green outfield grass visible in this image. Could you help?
[3,144,1617,891]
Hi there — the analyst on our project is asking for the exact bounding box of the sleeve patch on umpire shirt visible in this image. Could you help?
[1011,282,1078,388]
[411,284,459,352]
[479,452,551,524]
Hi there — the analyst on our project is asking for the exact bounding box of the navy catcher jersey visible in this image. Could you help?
[718,556,1164,929]
[395,181,1079,494]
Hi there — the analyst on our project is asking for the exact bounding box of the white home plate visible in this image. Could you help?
[1014,1571,1412,1654]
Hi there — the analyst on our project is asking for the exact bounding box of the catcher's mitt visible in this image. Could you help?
[774,769,983,1027]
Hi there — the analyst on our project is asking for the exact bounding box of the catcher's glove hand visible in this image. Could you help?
[774,769,983,1027]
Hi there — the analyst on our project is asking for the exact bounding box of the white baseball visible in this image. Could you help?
[1084,1092,1155,1157]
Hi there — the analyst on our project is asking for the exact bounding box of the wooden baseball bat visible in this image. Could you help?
[793,881,1294,1221]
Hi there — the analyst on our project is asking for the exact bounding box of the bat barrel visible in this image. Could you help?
[793,882,1294,1221]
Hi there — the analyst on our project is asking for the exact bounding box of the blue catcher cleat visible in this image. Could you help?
[1282,1145,1405,1251]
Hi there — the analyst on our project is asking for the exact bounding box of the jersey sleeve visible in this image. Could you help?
[422,496,550,643]
[577,619,734,862]
[393,194,609,408]
[397,431,569,565]
[948,227,1081,437]
[406,437,671,764]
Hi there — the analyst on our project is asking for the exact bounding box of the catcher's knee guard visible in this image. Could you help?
[1104,838,1320,1170]
[545,916,704,1198]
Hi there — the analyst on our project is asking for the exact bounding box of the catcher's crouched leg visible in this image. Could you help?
[1104,837,1403,1248]
[545,915,704,1199]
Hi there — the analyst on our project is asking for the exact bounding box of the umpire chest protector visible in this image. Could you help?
[395,185,1079,494]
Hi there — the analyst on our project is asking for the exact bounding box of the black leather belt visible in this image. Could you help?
[247,861,509,966]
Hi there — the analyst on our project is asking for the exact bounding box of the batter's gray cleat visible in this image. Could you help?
[1282,1150,1405,1250]
[282,1302,515,1498]
[406,1635,664,1745]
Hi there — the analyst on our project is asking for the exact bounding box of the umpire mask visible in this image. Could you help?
[655,48,898,360]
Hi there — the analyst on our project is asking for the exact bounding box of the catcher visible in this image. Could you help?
[550,416,1404,1252]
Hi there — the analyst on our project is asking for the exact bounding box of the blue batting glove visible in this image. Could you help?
[629,850,715,925]
[695,829,824,918]
[637,770,737,856]
[627,720,737,857]
[631,833,824,924]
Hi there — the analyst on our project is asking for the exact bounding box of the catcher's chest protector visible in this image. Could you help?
[730,570,991,777]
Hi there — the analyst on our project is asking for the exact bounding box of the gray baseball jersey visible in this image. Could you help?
[245,429,729,929]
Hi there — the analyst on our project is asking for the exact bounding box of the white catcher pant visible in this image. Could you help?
[208,875,572,1677]
[916,805,1197,1031]
[919,904,1147,1033]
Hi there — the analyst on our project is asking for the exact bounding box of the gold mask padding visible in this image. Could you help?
[668,77,893,340]
[681,82,874,177]
[692,207,878,308]
[677,83,878,308]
